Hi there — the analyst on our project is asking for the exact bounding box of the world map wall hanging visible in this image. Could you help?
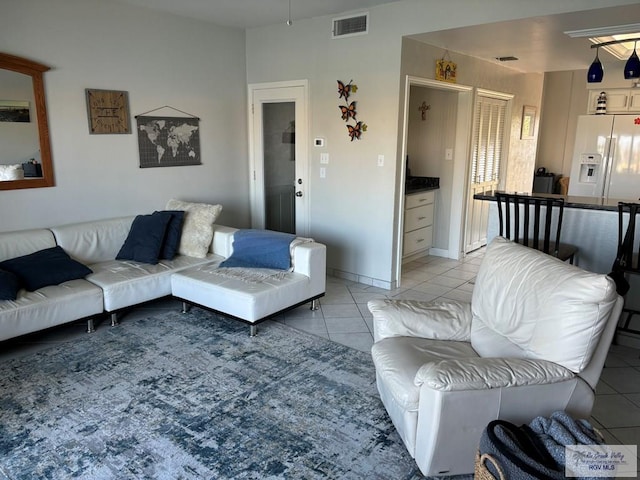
[337,80,367,141]
[135,106,201,168]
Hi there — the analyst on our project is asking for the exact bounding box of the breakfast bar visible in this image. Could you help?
[474,191,627,274]
[475,191,640,343]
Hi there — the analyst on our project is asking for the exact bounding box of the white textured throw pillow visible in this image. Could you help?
[165,199,222,258]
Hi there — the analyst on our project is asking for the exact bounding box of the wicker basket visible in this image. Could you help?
[474,451,506,480]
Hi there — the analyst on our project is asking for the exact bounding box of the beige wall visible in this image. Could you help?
[537,70,590,180]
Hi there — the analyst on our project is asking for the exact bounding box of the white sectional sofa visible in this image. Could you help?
[172,234,327,336]
[0,215,326,342]
[51,216,218,327]
[0,228,104,342]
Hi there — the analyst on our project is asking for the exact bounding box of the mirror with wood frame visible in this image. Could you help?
[0,52,54,190]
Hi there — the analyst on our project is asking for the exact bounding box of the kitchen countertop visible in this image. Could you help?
[473,190,638,212]
[405,176,440,195]
[406,185,440,194]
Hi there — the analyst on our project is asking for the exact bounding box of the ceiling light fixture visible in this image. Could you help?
[624,41,640,79]
[587,47,604,83]
[590,34,640,60]
[286,0,292,26]
[588,36,640,82]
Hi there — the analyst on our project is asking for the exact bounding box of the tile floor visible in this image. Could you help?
[2,246,639,474]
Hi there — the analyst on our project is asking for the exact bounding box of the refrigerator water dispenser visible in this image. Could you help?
[578,153,601,184]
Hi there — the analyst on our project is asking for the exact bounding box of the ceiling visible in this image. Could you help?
[108,0,401,29]
[108,1,640,73]
[410,4,640,74]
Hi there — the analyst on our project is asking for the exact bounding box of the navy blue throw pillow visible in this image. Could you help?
[156,210,185,260]
[0,268,22,300]
[116,211,173,264]
[0,246,93,292]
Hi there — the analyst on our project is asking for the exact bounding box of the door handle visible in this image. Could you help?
[295,191,303,197]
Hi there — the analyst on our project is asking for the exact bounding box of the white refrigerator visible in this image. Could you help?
[568,114,640,200]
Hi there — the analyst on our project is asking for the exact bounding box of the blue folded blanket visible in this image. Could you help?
[219,229,296,270]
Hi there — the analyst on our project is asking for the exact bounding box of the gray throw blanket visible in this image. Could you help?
[529,411,604,473]
[478,411,605,480]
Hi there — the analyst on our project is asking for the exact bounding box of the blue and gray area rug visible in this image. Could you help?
[0,309,472,479]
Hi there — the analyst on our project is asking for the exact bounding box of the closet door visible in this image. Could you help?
[464,92,511,253]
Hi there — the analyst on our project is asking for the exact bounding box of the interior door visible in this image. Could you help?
[464,93,510,253]
[249,81,309,235]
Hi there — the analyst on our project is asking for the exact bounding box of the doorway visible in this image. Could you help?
[396,76,473,288]
[248,80,309,235]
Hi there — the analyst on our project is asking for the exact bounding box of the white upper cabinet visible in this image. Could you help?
[588,89,640,114]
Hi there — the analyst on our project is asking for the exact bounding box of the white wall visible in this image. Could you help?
[0,0,249,231]
[246,0,640,287]
[247,9,403,287]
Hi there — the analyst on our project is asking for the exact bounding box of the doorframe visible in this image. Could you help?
[247,79,310,235]
[395,76,473,287]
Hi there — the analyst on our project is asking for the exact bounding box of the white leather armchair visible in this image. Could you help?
[369,237,623,476]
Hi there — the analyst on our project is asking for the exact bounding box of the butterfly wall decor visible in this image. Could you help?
[337,80,357,101]
[339,101,357,121]
[337,79,366,141]
[347,121,368,142]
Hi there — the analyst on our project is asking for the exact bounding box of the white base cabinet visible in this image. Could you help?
[403,190,435,258]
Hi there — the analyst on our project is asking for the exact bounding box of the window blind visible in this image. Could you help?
[471,96,506,185]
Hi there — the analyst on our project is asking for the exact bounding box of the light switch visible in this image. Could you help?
[320,153,329,164]
[445,148,453,160]
[377,155,384,167]
[320,167,326,178]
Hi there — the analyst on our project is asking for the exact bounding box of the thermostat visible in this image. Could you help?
[314,137,325,147]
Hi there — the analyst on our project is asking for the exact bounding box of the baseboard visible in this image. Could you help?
[428,248,451,259]
[615,330,640,350]
[402,251,429,264]
[329,268,396,291]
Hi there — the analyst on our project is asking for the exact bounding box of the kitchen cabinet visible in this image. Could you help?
[403,190,435,258]
[587,89,640,114]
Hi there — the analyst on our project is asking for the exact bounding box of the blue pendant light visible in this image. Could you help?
[587,47,604,83]
[624,41,640,79]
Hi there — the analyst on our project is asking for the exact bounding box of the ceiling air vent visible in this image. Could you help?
[332,13,368,39]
